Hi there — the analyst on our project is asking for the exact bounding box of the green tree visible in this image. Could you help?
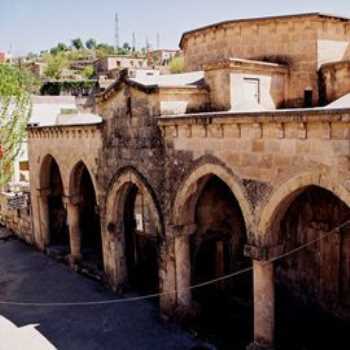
[169,56,184,74]
[81,65,95,79]
[0,64,32,187]
[86,38,97,50]
[122,42,131,51]
[96,43,116,58]
[44,53,68,80]
[57,42,68,52]
[71,38,84,50]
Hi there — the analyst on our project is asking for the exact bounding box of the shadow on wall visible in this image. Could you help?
[0,315,57,350]
[343,42,350,61]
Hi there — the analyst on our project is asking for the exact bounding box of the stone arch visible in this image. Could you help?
[173,162,254,233]
[258,171,350,244]
[68,160,98,201]
[37,154,69,251]
[172,161,253,344]
[106,167,163,236]
[67,160,103,271]
[257,172,350,348]
[105,167,163,293]
[39,154,63,190]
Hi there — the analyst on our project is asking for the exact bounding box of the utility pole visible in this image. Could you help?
[132,32,136,52]
[115,13,120,51]
[145,36,151,51]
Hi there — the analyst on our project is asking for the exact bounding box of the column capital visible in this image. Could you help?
[170,223,197,237]
[244,244,284,261]
[247,342,274,350]
[36,187,51,197]
[63,194,81,206]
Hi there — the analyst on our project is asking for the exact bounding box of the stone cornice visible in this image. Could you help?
[158,108,350,126]
[27,124,101,139]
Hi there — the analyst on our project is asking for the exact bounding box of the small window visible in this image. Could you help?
[127,96,132,117]
[19,161,29,171]
[304,89,313,108]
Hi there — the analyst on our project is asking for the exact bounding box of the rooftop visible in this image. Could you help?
[180,12,350,48]
[29,96,102,127]
[129,71,205,88]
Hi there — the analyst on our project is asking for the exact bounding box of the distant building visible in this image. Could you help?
[147,49,180,66]
[94,56,148,78]
[0,52,6,63]
[0,51,12,64]
[27,62,47,78]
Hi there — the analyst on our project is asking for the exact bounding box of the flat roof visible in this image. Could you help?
[180,12,350,48]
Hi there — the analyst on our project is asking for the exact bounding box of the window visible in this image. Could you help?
[304,89,313,108]
[19,161,29,171]
[127,96,132,117]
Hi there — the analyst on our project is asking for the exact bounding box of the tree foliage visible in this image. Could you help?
[44,53,68,80]
[81,65,95,79]
[0,64,32,187]
[169,56,185,74]
[86,38,97,50]
[71,38,84,50]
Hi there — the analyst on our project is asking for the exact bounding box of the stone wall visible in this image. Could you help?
[27,124,102,249]
[0,191,33,243]
[203,60,288,111]
[159,109,350,235]
[181,15,350,107]
[319,60,350,104]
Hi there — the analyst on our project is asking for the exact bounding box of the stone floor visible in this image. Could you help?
[0,229,205,350]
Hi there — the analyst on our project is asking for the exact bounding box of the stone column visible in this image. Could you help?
[37,188,51,249]
[173,223,196,313]
[159,238,177,317]
[175,234,192,308]
[104,221,127,292]
[66,196,82,264]
[245,244,282,350]
[250,260,275,350]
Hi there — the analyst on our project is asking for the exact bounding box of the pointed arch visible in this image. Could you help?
[68,160,98,201]
[105,167,163,236]
[172,162,254,232]
[258,171,350,243]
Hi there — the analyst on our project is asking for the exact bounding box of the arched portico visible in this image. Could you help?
[173,163,254,231]
[172,163,253,348]
[67,161,102,273]
[105,168,163,295]
[37,154,69,255]
[248,172,350,350]
[258,172,350,243]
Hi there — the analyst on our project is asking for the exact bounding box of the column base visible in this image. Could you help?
[67,254,82,267]
[246,342,274,350]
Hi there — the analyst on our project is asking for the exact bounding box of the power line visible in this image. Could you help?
[0,220,349,307]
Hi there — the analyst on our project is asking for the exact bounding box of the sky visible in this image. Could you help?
[1,0,350,56]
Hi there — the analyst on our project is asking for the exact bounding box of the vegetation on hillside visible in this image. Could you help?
[0,64,33,186]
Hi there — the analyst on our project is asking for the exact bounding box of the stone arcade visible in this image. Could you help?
[26,13,350,349]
